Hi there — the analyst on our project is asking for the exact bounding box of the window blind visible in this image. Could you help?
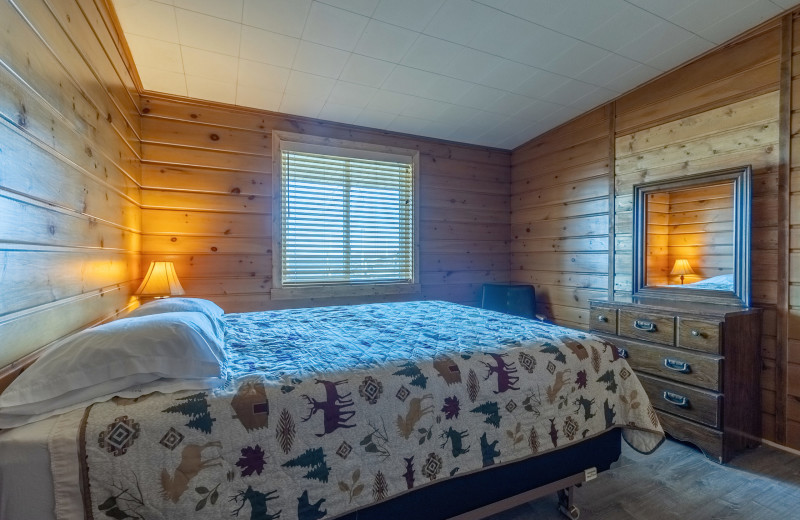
[280,149,414,285]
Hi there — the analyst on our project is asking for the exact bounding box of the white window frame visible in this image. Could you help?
[271,131,420,300]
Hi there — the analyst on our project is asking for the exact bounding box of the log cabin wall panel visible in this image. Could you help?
[510,108,612,330]
[787,13,800,449]
[0,0,142,368]
[140,94,511,312]
[512,21,787,444]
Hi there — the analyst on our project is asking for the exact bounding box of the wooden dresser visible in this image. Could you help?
[589,298,761,463]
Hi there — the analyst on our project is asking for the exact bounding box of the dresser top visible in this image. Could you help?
[590,297,761,318]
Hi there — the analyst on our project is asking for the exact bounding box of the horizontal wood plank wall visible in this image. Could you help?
[510,107,611,330]
[788,13,800,449]
[0,0,142,367]
[139,94,511,312]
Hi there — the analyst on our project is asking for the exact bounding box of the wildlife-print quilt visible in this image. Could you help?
[79,301,664,520]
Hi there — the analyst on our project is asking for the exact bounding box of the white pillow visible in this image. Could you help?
[127,298,225,340]
[0,312,226,421]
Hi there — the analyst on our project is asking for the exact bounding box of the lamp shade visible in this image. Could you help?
[670,258,694,276]
[136,261,185,297]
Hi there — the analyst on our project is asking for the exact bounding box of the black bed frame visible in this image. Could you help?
[338,429,622,520]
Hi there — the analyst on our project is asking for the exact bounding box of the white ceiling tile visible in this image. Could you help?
[615,21,697,64]
[373,0,446,32]
[668,0,754,37]
[339,54,395,87]
[450,111,507,143]
[771,0,800,7]
[700,0,783,44]
[387,114,430,135]
[238,60,290,92]
[137,66,186,95]
[243,0,312,38]
[515,99,562,120]
[280,93,326,118]
[302,2,369,50]
[176,9,241,56]
[645,35,715,72]
[328,82,377,107]
[114,0,179,42]
[236,84,283,111]
[537,79,597,106]
[422,75,474,103]
[318,0,380,16]
[469,13,539,57]
[624,0,697,19]
[444,47,503,81]
[173,0,243,22]
[538,0,627,39]
[420,118,457,140]
[365,90,416,113]
[401,35,463,73]
[383,66,439,95]
[400,97,451,119]
[455,84,506,109]
[472,0,509,8]
[490,0,566,26]
[584,6,663,52]
[512,70,570,98]
[240,26,299,68]
[185,75,237,104]
[601,63,660,93]
[318,102,363,124]
[292,41,350,78]
[576,53,647,88]
[285,71,336,99]
[545,42,610,78]
[436,104,482,127]
[503,25,581,68]
[181,47,239,80]
[484,92,535,116]
[354,20,418,62]
[125,34,183,74]
[571,86,617,110]
[354,108,397,128]
[423,0,498,46]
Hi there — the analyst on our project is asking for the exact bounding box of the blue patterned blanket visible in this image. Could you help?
[80,301,663,519]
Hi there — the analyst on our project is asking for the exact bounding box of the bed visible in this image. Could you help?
[0,299,664,520]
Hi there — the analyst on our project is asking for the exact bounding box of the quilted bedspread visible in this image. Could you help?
[80,301,664,520]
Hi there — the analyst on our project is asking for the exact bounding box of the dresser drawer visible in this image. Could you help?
[638,374,721,429]
[590,306,617,334]
[618,309,675,345]
[610,336,721,391]
[677,318,722,354]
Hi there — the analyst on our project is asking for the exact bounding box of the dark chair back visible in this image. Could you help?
[480,284,536,319]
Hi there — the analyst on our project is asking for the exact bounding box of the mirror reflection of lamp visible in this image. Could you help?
[135,261,185,298]
[670,258,694,285]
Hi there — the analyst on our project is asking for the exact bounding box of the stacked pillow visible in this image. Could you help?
[0,298,227,428]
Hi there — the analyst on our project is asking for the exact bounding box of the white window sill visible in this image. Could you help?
[271,283,421,301]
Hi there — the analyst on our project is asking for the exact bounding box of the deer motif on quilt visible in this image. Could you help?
[160,442,223,502]
[440,426,470,457]
[480,353,520,393]
[396,394,433,439]
[300,379,356,437]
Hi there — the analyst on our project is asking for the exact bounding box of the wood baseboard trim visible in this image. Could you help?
[761,438,800,457]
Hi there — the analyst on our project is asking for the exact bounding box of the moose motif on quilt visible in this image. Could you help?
[80,301,663,520]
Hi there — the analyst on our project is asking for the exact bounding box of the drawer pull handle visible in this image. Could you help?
[664,358,691,373]
[633,320,656,332]
[616,347,628,359]
[691,330,701,337]
[597,314,608,323]
[663,391,690,408]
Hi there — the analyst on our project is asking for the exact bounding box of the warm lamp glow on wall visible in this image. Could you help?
[136,261,185,298]
[671,258,694,285]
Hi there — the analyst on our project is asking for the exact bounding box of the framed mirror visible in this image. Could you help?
[631,165,752,306]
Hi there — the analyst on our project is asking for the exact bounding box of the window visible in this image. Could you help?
[272,133,419,299]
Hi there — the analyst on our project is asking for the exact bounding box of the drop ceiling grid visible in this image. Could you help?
[113,0,796,149]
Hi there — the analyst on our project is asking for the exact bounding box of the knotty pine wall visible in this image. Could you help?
[511,17,800,447]
[0,0,141,368]
[139,94,511,313]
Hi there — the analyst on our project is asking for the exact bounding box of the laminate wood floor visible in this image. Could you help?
[487,439,800,520]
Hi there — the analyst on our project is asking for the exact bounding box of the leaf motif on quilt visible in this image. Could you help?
[528,427,539,454]
[282,447,331,483]
[160,442,223,503]
[339,469,364,502]
[231,380,269,431]
[360,420,391,459]
[194,483,220,511]
[97,471,145,519]
[372,471,389,502]
[575,369,588,389]
[97,415,140,456]
[236,445,266,477]
[275,408,296,454]
[591,346,601,373]
[230,486,281,519]
[648,404,660,428]
[297,490,327,520]
[479,432,500,466]
[395,393,433,439]
[466,369,479,402]
[506,422,524,447]
[441,395,460,419]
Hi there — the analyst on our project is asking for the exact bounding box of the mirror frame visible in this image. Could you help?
[631,165,752,307]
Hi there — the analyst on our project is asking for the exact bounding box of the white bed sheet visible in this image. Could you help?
[0,409,83,520]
